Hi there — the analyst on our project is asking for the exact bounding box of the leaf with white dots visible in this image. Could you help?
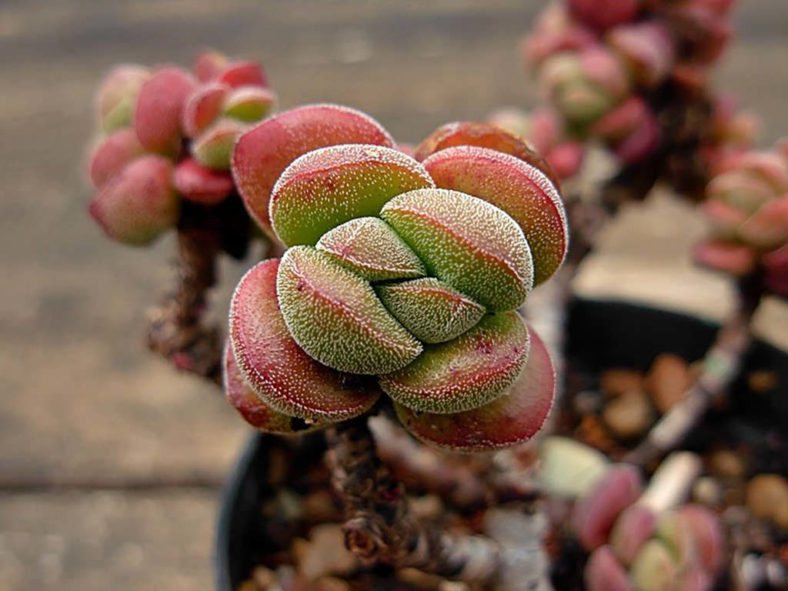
[316,217,426,282]
[376,277,484,343]
[270,144,434,246]
[277,246,422,375]
[229,259,380,421]
[423,146,568,285]
[381,188,533,311]
[380,311,529,414]
[394,324,555,451]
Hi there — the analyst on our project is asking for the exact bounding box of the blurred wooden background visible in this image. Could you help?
[0,1,786,589]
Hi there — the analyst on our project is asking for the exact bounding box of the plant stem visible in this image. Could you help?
[325,416,502,583]
[369,416,541,511]
[146,219,222,384]
[624,274,763,467]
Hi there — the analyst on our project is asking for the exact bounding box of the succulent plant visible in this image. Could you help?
[560,449,726,591]
[520,0,743,177]
[87,50,275,245]
[694,142,788,297]
[225,107,566,451]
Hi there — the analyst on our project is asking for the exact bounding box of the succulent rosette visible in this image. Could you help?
[87,50,275,245]
[694,143,788,297]
[225,106,567,451]
[584,498,724,591]
[522,0,738,174]
[538,442,725,591]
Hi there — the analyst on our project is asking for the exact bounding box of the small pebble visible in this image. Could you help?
[708,449,747,480]
[600,368,644,398]
[746,474,788,530]
[645,353,692,413]
[747,370,778,393]
[693,476,723,506]
[251,566,277,589]
[602,389,653,440]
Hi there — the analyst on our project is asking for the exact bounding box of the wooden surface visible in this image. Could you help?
[0,1,786,589]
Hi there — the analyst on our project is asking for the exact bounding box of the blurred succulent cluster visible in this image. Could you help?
[87,50,275,245]
[541,441,724,591]
[506,0,754,182]
[225,108,567,451]
[694,141,788,297]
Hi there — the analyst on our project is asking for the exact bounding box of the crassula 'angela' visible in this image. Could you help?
[515,0,746,180]
[87,50,275,245]
[539,441,724,591]
[225,105,566,451]
[694,141,788,297]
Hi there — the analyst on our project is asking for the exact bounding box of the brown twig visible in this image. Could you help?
[325,416,502,583]
[624,273,763,467]
[146,213,223,385]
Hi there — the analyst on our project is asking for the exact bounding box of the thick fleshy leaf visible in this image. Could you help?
[528,108,563,154]
[707,171,780,214]
[88,155,178,245]
[316,217,426,282]
[96,64,150,133]
[568,0,639,31]
[381,311,528,413]
[548,142,586,179]
[276,246,422,375]
[232,104,395,236]
[613,110,661,164]
[217,60,268,88]
[223,86,276,122]
[88,128,144,189]
[173,158,233,205]
[414,121,558,188]
[192,118,247,170]
[181,82,229,138]
[223,343,326,434]
[579,46,630,99]
[716,151,788,194]
[229,259,380,420]
[630,540,679,591]
[693,241,756,275]
[523,4,596,65]
[193,50,229,82]
[394,324,554,452]
[572,464,643,551]
[585,546,633,591]
[556,82,615,126]
[592,96,648,141]
[608,22,676,87]
[609,504,657,565]
[271,144,434,246]
[739,197,788,250]
[376,277,485,344]
[702,198,748,240]
[764,245,788,298]
[133,67,195,154]
[678,505,724,573]
[422,146,568,286]
[381,188,533,311]
[656,511,700,568]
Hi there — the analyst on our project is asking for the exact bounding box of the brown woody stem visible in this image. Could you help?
[624,273,763,467]
[325,416,502,583]
[146,223,222,385]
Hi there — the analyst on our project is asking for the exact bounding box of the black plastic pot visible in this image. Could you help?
[214,298,788,591]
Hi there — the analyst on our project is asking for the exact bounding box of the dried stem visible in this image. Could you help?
[624,274,763,467]
[325,416,502,583]
[370,416,541,512]
[146,215,222,384]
